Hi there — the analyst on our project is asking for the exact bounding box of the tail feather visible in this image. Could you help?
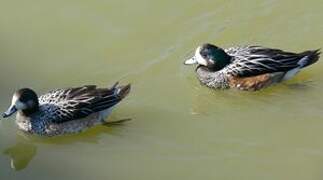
[299,49,321,68]
[109,81,119,90]
[115,83,131,99]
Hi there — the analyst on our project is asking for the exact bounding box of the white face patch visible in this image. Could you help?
[195,46,208,66]
[11,94,27,110]
[11,94,18,106]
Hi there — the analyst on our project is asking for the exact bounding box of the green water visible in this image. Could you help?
[1,0,323,179]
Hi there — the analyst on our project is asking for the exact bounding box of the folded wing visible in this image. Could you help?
[39,83,131,123]
[225,46,320,77]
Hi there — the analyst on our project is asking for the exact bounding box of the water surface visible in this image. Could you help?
[1,0,323,179]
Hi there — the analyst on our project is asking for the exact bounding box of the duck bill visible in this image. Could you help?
[2,105,17,118]
[184,57,197,65]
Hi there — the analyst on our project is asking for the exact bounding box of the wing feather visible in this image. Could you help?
[38,83,130,124]
[224,46,314,77]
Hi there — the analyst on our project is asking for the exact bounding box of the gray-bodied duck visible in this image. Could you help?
[184,43,320,91]
[2,82,131,136]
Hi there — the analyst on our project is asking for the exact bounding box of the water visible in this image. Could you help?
[0,0,323,179]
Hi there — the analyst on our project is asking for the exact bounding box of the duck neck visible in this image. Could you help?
[21,106,39,116]
[196,66,229,89]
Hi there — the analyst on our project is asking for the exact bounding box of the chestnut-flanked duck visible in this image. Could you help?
[2,82,131,136]
[184,43,320,91]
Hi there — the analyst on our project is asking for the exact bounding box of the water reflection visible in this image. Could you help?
[2,118,131,171]
[188,78,315,117]
[285,80,315,90]
[3,142,37,171]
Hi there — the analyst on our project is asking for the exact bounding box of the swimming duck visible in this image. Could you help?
[184,43,320,91]
[2,82,131,136]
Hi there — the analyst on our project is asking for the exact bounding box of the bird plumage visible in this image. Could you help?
[38,83,130,124]
[224,46,320,77]
[184,44,321,91]
[2,82,131,136]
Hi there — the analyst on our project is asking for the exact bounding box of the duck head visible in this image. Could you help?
[2,88,39,118]
[184,43,232,71]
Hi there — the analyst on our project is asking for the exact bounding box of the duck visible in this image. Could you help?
[184,43,321,91]
[2,82,131,136]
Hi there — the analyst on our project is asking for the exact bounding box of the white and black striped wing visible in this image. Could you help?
[38,85,123,123]
[224,46,316,77]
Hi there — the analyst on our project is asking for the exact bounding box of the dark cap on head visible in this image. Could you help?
[199,43,231,71]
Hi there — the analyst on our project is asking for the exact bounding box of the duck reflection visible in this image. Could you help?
[189,78,314,115]
[2,116,132,171]
[3,142,37,171]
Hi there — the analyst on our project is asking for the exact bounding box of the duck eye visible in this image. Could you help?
[200,50,209,59]
[27,100,35,107]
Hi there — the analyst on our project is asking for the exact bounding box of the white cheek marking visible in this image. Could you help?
[11,95,18,106]
[195,46,207,66]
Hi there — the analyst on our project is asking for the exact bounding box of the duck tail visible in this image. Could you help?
[114,83,131,99]
[298,49,321,68]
